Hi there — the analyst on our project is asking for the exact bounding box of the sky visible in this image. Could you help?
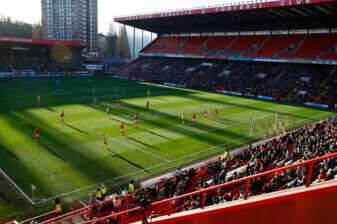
[0,0,243,34]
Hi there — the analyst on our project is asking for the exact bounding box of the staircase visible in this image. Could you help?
[292,34,308,54]
[285,85,299,101]
[178,37,190,53]
[5,58,14,72]
[274,35,308,58]
[284,71,298,100]
[274,46,289,58]
[203,36,212,48]
[315,66,337,102]
[273,69,287,83]
[253,35,271,53]
[224,36,240,51]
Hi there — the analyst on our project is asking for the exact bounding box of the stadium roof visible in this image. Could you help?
[0,36,87,48]
[114,0,337,34]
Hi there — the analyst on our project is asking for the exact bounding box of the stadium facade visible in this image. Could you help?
[41,0,98,54]
[116,0,337,109]
[0,36,87,76]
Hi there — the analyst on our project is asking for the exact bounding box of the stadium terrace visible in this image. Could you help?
[1,0,337,224]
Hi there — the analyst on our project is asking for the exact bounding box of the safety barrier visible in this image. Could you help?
[77,151,337,224]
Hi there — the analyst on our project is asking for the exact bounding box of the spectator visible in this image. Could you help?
[53,198,62,215]
[128,180,135,193]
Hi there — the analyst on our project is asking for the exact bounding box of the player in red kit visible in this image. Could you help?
[120,122,125,136]
[34,128,40,141]
[203,110,209,119]
[192,113,197,122]
[60,111,65,124]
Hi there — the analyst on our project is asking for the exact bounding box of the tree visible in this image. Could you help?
[0,16,32,38]
[117,25,131,58]
[97,33,109,56]
[32,22,43,39]
[98,23,118,57]
[97,23,131,58]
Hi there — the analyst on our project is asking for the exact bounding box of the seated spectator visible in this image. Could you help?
[53,198,62,215]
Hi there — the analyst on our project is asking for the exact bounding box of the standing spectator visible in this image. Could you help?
[128,180,135,193]
[53,198,62,215]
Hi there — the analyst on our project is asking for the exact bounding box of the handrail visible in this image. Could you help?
[39,205,90,224]
[78,151,337,224]
[39,198,115,224]
[21,194,115,224]
[18,211,55,224]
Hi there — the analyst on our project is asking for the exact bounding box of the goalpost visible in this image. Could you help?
[248,113,297,139]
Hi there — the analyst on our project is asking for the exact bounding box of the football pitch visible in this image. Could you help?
[0,76,334,215]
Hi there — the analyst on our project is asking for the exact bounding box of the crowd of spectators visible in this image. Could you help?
[22,56,337,223]
[0,54,85,74]
[319,69,337,106]
[121,57,337,106]
[56,115,337,224]
[0,56,12,72]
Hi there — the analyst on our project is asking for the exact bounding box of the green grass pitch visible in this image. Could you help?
[0,76,334,218]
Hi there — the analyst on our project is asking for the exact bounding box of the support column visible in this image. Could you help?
[142,29,144,49]
[133,27,136,60]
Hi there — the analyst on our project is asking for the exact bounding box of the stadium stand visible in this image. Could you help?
[33,115,337,224]
[121,57,337,106]
[14,0,337,223]
[0,36,86,75]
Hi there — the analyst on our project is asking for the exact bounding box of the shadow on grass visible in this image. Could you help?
[90,100,246,148]
[147,130,176,141]
[0,77,195,112]
[3,111,146,199]
[126,136,160,150]
[0,143,52,199]
[64,124,89,135]
[106,148,148,173]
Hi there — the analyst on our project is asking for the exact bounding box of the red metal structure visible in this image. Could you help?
[149,181,337,224]
[115,0,336,23]
[36,152,337,224]
[114,0,337,61]
[114,0,337,33]
[0,36,87,48]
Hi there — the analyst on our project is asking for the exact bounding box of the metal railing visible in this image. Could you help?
[77,151,337,224]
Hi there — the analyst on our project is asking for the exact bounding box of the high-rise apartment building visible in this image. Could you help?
[42,0,98,54]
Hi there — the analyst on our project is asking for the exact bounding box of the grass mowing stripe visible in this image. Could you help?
[0,77,334,218]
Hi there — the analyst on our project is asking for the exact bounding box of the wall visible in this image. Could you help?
[151,183,337,224]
